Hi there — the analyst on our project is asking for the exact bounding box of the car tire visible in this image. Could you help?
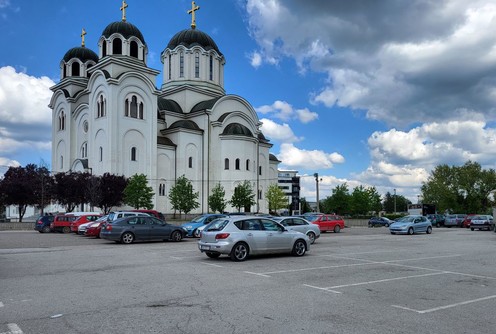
[426,226,432,234]
[42,226,51,233]
[292,239,307,257]
[385,223,389,227]
[436,223,440,228]
[206,252,220,259]
[307,232,316,244]
[62,226,71,234]
[408,227,414,235]
[470,227,474,231]
[193,229,200,238]
[368,223,373,228]
[390,232,396,235]
[121,232,135,244]
[333,225,341,233]
[230,242,249,261]
[170,231,183,242]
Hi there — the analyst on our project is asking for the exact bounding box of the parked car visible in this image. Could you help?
[389,215,432,235]
[444,214,467,227]
[70,214,103,233]
[461,214,476,228]
[181,214,227,237]
[427,214,445,227]
[78,215,108,235]
[271,216,320,244]
[303,214,345,233]
[85,220,108,238]
[368,217,392,227]
[100,216,187,244]
[131,209,166,221]
[50,214,78,233]
[469,215,494,231]
[34,215,55,233]
[198,216,310,261]
[106,211,150,222]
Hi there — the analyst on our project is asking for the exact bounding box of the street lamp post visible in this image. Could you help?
[394,188,397,214]
[314,173,320,213]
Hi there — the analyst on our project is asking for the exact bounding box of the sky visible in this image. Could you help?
[1,0,496,203]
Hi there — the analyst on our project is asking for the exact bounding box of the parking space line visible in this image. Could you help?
[255,262,378,275]
[392,295,496,314]
[0,301,3,307]
[326,272,448,290]
[0,324,23,334]
[201,262,224,268]
[244,271,272,278]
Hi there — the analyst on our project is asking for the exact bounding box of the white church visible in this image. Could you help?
[49,1,280,214]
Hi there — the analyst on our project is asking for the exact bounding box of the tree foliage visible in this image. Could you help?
[53,171,91,212]
[265,184,288,213]
[321,183,350,215]
[168,175,200,217]
[383,192,411,213]
[209,183,226,213]
[421,161,496,214]
[97,173,128,214]
[123,174,154,210]
[229,180,256,212]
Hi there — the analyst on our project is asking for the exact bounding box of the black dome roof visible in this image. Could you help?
[102,21,146,44]
[222,123,253,137]
[63,47,99,63]
[167,29,222,55]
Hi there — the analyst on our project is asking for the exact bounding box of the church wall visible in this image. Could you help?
[157,150,174,213]
[93,129,108,176]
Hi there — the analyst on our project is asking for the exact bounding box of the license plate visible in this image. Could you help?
[200,245,210,250]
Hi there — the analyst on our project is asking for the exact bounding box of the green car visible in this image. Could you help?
[427,214,445,227]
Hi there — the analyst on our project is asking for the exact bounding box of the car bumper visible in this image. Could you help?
[389,227,409,234]
[198,241,232,254]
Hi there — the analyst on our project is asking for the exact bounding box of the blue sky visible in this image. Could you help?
[2,0,496,202]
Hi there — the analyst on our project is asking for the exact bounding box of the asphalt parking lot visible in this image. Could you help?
[1,227,495,334]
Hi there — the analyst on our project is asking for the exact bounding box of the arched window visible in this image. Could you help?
[246,159,250,171]
[168,54,171,80]
[130,41,138,58]
[188,157,193,168]
[259,166,262,176]
[131,147,137,161]
[58,111,66,131]
[102,40,107,57]
[159,183,166,196]
[72,62,80,76]
[209,55,213,80]
[224,158,229,170]
[235,159,240,170]
[81,142,87,158]
[60,156,63,169]
[97,95,106,118]
[195,52,200,78]
[63,66,67,79]
[180,52,184,77]
[113,38,122,55]
[99,147,103,161]
[125,95,144,119]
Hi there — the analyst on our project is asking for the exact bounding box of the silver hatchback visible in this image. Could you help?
[198,216,310,261]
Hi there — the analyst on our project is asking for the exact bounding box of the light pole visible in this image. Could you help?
[394,188,397,214]
[314,173,320,213]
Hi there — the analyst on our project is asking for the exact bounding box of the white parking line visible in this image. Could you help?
[200,262,224,268]
[0,324,23,334]
[392,295,496,314]
[0,301,4,307]
[325,272,448,290]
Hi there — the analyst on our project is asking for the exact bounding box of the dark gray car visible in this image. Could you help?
[100,216,186,244]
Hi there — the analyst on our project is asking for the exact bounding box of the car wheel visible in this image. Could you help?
[408,227,414,235]
[426,226,432,234]
[193,229,201,238]
[62,226,71,234]
[121,232,134,244]
[42,226,51,233]
[171,231,183,242]
[470,227,474,231]
[333,225,341,233]
[436,223,440,228]
[307,232,316,244]
[390,232,396,235]
[230,242,249,261]
[206,252,220,259]
[385,223,389,227]
[292,239,307,256]
[368,223,372,228]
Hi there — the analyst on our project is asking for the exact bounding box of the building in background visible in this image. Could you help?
[278,170,300,215]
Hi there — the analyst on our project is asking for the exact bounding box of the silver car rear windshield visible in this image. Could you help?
[205,219,229,232]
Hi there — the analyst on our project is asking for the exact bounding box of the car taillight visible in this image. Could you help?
[215,233,230,239]
[105,224,111,231]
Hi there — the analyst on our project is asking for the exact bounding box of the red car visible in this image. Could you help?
[462,214,476,228]
[85,221,106,238]
[304,214,345,233]
[70,214,103,233]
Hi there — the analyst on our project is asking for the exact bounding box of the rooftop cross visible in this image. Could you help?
[81,28,86,47]
[188,1,200,29]
[120,0,128,22]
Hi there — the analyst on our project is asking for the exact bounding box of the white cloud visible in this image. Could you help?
[256,100,318,123]
[259,118,302,143]
[249,51,262,68]
[277,143,344,170]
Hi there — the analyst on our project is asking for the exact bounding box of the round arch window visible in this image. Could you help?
[83,120,89,133]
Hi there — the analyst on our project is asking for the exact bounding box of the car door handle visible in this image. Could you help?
[268,233,273,236]
[247,233,253,236]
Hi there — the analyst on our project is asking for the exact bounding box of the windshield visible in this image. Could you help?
[191,215,206,223]
[305,215,320,222]
[396,216,416,223]
[205,219,229,232]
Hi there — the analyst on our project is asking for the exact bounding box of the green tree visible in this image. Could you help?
[0,164,39,221]
[349,185,370,215]
[229,180,255,212]
[321,183,350,215]
[97,173,128,214]
[209,183,226,213]
[265,184,288,214]
[383,192,411,213]
[300,197,312,214]
[123,174,154,209]
[169,175,200,217]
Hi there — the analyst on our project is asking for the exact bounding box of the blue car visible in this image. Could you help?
[182,214,227,237]
[34,215,55,233]
[389,215,432,235]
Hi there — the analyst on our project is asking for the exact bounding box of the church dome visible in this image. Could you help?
[166,29,222,55]
[222,123,253,137]
[63,47,99,63]
[102,21,146,44]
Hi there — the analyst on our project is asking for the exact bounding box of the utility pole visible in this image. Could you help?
[394,188,397,214]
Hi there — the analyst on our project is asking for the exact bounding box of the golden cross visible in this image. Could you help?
[188,1,200,29]
[81,28,86,47]
[120,0,128,22]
